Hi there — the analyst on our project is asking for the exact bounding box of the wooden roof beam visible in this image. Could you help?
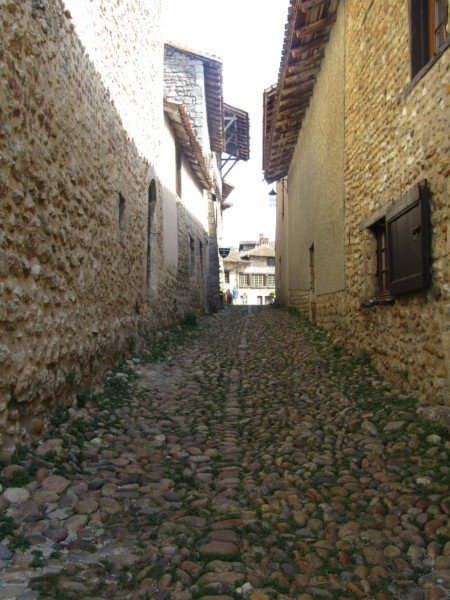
[285,66,321,85]
[291,33,330,57]
[299,0,332,11]
[295,12,337,37]
[287,53,324,74]
[281,79,316,97]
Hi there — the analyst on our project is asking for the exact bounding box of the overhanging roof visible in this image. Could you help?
[263,0,340,183]
[164,100,213,190]
[222,181,235,201]
[224,103,250,160]
[165,43,225,154]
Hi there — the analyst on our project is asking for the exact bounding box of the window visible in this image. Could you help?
[199,241,204,275]
[267,257,275,267]
[224,270,230,284]
[268,274,276,287]
[386,181,431,295]
[147,180,157,295]
[366,180,431,298]
[409,0,448,79]
[190,236,195,276]
[373,223,390,297]
[118,193,126,231]
[239,273,249,287]
[176,145,182,198]
[251,274,265,288]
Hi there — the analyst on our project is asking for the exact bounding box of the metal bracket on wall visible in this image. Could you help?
[220,153,239,178]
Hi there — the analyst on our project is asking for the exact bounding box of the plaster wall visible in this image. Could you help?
[275,179,290,306]
[286,0,345,298]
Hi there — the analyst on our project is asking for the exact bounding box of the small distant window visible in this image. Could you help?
[251,274,265,288]
[225,270,230,284]
[267,257,275,267]
[119,193,126,231]
[268,274,276,287]
[176,145,182,198]
[199,241,204,275]
[240,274,249,287]
[190,236,195,276]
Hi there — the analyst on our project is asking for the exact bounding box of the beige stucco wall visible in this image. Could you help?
[286,0,345,299]
[275,179,290,306]
[342,0,449,404]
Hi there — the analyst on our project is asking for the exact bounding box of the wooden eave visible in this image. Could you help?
[164,100,213,191]
[165,43,225,154]
[223,103,250,161]
[222,181,235,202]
[263,0,340,183]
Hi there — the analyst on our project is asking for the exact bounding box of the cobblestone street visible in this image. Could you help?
[0,307,448,600]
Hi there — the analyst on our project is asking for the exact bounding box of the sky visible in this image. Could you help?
[162,0,290,248]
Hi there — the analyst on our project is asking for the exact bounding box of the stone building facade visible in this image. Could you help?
[223,238,276,305]
[264,0,449,404]
[0,0,247,453]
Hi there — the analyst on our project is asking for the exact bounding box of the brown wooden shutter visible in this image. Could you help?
[386,180,431,295]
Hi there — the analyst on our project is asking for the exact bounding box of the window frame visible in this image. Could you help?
[408,0,449,90]
[373,223,390,298]
[363,180,432,302]
[386,181,431,296]
[251,274,266,288]
[189,235,195,277]
[267,274,276,288]
[239,273,249,288]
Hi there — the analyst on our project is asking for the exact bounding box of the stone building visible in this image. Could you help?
[0,0,248,453]
[223,236,276,305]
[263,0,449,404]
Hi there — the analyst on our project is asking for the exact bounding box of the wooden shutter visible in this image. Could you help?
[386,180,431,295]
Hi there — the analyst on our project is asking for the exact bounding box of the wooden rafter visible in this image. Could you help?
[291,33,330,57]
[300,0,332,9]
[295,13,337,37]
[263,0,340,183]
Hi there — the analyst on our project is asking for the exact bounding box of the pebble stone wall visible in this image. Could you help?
[0,0,217,455]
[284,1,449,405]
[341,0,449,404]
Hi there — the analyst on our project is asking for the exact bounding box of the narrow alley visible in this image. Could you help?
[0,307,448,600]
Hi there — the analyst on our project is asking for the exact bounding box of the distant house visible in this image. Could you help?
[263,1,449,404]
[223,235,276,305]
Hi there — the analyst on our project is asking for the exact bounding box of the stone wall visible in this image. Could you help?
[315,291,346,336]
[164,47,209,153]
[343,0,449,404]
[288,290,310,317]
[277,1,449,404]
[0,0,218,454]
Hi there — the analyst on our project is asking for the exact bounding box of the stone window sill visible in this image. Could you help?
[405,38,450,99]
[360,297,395,309]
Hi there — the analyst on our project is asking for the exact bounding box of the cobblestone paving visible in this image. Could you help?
[0,307,449,600]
